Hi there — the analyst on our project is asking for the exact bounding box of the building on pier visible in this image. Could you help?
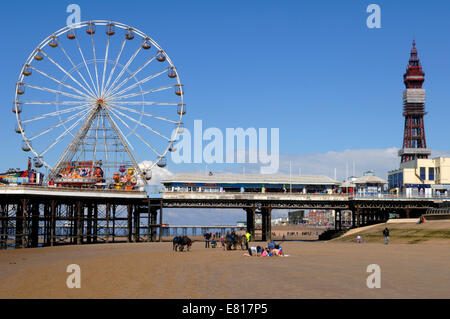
[388,157,450,196]
[353,171,387,195]
[161,174,340,194]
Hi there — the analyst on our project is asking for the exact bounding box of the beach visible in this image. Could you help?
[1,239,450,299]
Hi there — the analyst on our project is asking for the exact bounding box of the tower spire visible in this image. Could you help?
[399,40,430,163]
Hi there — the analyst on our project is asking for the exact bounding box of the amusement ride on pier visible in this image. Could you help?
[11,20,185,190]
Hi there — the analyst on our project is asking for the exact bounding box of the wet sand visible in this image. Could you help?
[1,240,450,298]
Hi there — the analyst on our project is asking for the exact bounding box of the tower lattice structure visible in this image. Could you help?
[399,40,431,163]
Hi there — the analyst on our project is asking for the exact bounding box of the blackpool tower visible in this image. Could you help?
[399,40,431,163]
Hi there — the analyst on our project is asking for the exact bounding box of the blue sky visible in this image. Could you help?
[1,0,450,179]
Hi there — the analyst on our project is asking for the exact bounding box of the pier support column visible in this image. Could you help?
[159,206,163,242]
[338,210,342,230]
[261,207,272,242]
[76,201,82,245]
[22,199,28,248]
[0,205,6,249]
[106,203,111,243]
[352,210,356,228]
[31,203,39,248]
[112,204,116,243]
[87,204,92,244]
[127,204,132,243]
[146,203,151,242]
[246,206,255,241]
[334,210,338,230]
[16,202,23,248]
[133,205,139,242]
[150,210,156,242]
[50,201,56,246]
[356,208,361,228]
[93,204,98,243]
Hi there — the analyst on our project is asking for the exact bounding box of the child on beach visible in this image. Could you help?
[220,235,225,249]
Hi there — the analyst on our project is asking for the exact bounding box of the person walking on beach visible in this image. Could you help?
[204,232,211,248]
[383,227,389,245]
[245,231,251,250]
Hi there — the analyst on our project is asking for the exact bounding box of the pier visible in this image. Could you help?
[1,184,449,249]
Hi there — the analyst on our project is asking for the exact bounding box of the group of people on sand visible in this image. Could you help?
[203,231,228,249]
[204,232,220,248]
[245,240,286,257]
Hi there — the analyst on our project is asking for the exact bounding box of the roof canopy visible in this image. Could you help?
[353,175,387,185]
[162,174,340,186]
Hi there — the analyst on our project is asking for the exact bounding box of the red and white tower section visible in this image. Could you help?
[399,41,431,163]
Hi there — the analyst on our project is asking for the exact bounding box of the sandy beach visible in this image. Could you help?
[1,238,450,299]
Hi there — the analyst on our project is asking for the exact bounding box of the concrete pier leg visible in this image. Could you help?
[246,207,255,241]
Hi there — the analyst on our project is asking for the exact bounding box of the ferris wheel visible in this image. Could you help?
[13,20,185,186]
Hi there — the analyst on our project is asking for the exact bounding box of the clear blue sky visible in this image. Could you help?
[1,0,450,173]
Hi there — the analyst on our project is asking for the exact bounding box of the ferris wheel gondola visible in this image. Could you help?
[14,20,185,186]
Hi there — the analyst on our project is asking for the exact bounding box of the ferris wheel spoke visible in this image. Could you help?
[39,49,96,99]
[28,107,91,141]
[107,107,163,157]
[106,52,158,97]
[110,85,175,101]
[24,83,89,100]
[20,101,89,105]
[104,47,142,96]
[29,65,93,100]
[21,104,92,123]
[91,110,101,163]
[107,68,169,99]
[108,105,171,141]
[100,35,111,97]
[101,111,108,161]
[39,110,91,157]
[104,38,126,93]
[75,37,100,97]
[90,34,101,97]
[58,43,97,98]
[109,103,179,124]
[109,101,178,106]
